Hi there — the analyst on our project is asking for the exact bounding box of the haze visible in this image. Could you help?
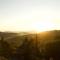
[0,0,60,32]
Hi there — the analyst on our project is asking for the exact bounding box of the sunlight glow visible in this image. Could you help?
[31,21,56,32]
[0,0,60,32]
[0,19,58,32]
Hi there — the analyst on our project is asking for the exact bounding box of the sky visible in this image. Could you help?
[0,0,60,32]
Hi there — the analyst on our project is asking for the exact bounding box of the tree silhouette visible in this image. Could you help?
[16,34,41,60]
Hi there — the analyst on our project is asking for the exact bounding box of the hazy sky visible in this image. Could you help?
[0,0,60,32]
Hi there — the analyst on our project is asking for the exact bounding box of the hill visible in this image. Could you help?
[0,30,60,60]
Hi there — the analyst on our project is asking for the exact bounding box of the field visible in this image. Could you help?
[0,30,60,60]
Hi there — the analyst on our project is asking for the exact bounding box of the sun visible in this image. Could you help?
[0,19,57,32]
[31,21,56,33]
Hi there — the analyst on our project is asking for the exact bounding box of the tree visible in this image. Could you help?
[16,34,41,60]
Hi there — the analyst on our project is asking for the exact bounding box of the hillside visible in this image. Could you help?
[0,30,60,60]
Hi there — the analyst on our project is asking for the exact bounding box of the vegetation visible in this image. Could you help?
[0,30,60,60]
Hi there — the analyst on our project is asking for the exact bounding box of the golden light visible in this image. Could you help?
[0,15,60,32]
[31,21,56,33]
[0,19,57,32]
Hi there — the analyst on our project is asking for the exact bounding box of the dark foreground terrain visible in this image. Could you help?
[0,30,60,60]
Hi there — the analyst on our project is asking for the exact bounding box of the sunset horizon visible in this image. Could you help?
[0,0,60,32]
